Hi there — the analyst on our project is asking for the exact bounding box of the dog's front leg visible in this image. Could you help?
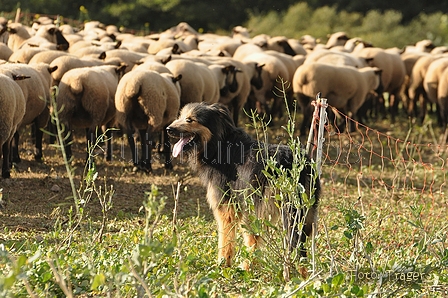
[213,205,237,267]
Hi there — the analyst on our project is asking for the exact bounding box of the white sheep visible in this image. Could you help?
[56,64,126,162]
[0,73,26,178]
[304,49,367,68]
[293,62,382,134]
[406,54,447,122]
[115,69,182,171]
[423,57,448,124]
[436,67,448,127]
[0,63,51,162]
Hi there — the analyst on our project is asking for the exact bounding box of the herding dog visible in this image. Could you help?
[166,102,320,269]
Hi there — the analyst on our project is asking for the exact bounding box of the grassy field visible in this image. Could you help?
[0,105,447,297]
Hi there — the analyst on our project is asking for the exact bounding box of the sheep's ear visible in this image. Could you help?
[172,43,181,54]
[114,40,122,49]
[116,64,127,75]
[48,65,58,74]
[161,55,171,64]
[172,74,182,83]
[222,65,234,74]
[256,63,265,70]
[7,27,17,34]
[364,57,374,66]
[12,74,31,81]
[98,52,106,60]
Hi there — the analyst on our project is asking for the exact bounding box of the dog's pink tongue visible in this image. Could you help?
[172,137,189,157]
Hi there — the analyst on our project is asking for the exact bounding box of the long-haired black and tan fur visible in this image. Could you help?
[167,102,320,269]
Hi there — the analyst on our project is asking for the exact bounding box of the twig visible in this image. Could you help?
[172,182,181,231]
[47,258,73,298]
[128,257,152,298]
[283,270,323,298]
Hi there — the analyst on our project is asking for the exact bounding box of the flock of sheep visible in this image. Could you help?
[0,15,447,177]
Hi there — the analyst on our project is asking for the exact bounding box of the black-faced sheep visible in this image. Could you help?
[325,32,350,49]
[103,49,147,73]
[56,64,126,162]
[0,63,51,162]
[293,62,382,134]
[239,52,289,120]
[211,59,251,126]
[115,69,182,171]
[6,23,69,51]
[165,59,221,106]
[0,73,26,178]
[162,55,251,126]
[354,47,406,122]
[260,36,302,56]
[49,55,122,87]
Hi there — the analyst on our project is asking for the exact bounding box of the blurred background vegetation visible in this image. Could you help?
[1,0,448,48]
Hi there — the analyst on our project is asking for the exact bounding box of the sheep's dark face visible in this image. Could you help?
[166,102,234,159]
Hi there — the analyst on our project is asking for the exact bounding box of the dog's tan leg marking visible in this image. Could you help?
[213,205,237,267]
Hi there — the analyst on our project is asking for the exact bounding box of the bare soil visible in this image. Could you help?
[0,129,211,233]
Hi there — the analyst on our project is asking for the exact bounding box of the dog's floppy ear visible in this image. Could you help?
[209,103,235,127]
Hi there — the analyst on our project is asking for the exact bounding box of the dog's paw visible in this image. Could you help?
[238,260,251,271]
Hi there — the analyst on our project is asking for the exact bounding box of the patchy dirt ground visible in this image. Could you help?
[0,129,211,233]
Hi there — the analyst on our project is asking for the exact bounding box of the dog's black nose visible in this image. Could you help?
[166,126,176,136]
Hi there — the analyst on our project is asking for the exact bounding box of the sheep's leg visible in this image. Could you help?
[104,126,113,162]
[34,107,49,162]
[139,129,152,172]
[232,98,240,126]
[34,122,44,162]
[47,121,57,144]
[162,128,173,170]
[126,131,138,167]
[1,140,11,178]
[85,128,96,168]
[64,129,73,161]
[11,131,21,164]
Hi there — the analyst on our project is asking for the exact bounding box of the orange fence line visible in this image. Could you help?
[310,103,448,200]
